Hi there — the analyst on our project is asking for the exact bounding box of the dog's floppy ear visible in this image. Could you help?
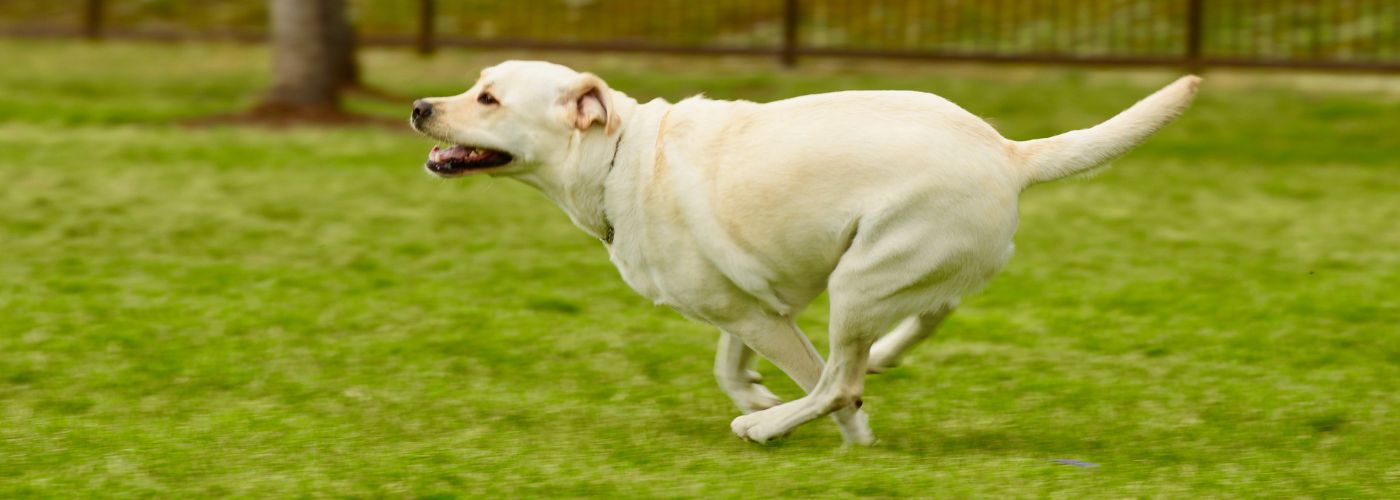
[560,72,620,136]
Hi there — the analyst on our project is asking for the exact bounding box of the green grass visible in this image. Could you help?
[1,40,1398,497]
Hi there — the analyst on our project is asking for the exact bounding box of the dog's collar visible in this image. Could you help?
[600,130,624,245]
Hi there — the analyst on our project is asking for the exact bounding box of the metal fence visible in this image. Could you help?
[2,0,1397,71]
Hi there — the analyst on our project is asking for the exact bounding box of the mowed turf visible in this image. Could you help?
[0,40,1397,497]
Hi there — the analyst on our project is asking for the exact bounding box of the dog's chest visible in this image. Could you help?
[605,242,665,305]
[603,231,770,318]
[604,235,706,310]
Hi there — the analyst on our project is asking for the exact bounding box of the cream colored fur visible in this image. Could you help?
[413,61,1200,445]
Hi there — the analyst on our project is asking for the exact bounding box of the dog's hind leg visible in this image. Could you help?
[716,311,874,445]
[730,211,998,445]
[867,300,957,374]
[714,332,782,414]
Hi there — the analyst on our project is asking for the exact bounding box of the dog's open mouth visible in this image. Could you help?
[425,144,514,176]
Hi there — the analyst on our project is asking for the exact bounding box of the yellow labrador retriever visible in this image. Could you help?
[410,61,1199,445]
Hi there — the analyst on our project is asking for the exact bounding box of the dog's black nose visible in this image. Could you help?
[412,99,434,122]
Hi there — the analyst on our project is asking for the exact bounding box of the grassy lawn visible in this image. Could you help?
[1,40,1397,497]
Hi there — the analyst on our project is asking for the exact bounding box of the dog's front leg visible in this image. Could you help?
[729,328,876,446]
[714,332,782,414]
[716,311,874,445]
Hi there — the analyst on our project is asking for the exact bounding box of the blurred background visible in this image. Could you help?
[4,0,1398,68]
[1,1,1397,497]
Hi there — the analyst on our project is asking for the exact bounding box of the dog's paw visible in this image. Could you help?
[730,411,790,444]
[730,383,783,414]
[722,370,782,414]
[839,410,878,446]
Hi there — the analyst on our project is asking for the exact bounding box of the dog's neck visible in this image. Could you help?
[511,90,653,244]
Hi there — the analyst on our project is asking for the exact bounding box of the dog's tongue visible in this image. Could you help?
[428,144,500,164]
[429,144,467,163]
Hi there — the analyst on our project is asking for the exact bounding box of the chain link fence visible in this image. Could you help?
[2,0,1396,71]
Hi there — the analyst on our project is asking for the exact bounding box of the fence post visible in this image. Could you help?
[1185,0,1204,70]
[82,0,104,40]
[417,0,436,55]
[781,0,799,67]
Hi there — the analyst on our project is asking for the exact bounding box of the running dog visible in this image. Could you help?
[410,61,1199,445]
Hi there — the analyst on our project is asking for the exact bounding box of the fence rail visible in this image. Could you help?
[2,0,1397,72]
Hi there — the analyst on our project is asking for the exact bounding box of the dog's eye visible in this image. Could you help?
[477,92,498,105]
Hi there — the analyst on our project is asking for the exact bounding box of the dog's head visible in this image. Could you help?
[410,60,621,178]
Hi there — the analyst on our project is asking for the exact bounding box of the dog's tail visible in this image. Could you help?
[1011,75,1200,186]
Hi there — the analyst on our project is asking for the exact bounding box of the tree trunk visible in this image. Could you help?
[324,0,361,89]
[262,0,352,111]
